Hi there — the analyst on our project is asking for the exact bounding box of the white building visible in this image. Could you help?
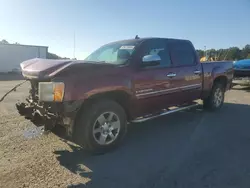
[0,43,48,72]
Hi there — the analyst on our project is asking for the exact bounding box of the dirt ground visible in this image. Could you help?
[0,80,250,188]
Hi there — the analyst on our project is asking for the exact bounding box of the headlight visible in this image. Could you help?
[38,82,65,102]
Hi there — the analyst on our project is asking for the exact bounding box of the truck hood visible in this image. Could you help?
[20,58,115,79]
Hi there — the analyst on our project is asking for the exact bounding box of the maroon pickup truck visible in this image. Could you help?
[16,37,233,153]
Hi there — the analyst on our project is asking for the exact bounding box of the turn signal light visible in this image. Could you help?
[53,83,64,102]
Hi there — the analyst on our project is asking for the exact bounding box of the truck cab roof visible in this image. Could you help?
[106,37,192,46]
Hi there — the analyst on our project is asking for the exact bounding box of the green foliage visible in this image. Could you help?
[196,50,204,58]
[47,52,70,60]
[2,38,248,61]
[197,44,250,61]
[47,52,61,59]
[0,39,9,44]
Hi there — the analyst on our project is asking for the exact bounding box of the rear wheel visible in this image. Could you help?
[73,99,127,154]
[203,83,225,111]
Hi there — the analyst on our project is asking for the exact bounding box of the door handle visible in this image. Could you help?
[166,73,176,78]
[194,70,201,74]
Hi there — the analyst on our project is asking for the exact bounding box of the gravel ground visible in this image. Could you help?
[0,80,250,188]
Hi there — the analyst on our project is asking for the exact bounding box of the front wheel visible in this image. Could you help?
[203,83,225,111]
[73,99,127,154]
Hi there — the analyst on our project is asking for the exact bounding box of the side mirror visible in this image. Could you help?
[142,54,161,67]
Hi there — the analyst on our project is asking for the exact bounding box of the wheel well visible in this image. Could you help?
[83,91,131,120]
[213,76,227,89]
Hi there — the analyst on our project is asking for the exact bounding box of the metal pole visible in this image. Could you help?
[223,49,229,60]
[73,32,75,59]
[204,46,207,60]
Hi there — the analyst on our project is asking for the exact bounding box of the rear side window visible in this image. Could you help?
[140,39,171,68]
[169,40,196,66]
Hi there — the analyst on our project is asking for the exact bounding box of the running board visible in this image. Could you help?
[131,103,200,123]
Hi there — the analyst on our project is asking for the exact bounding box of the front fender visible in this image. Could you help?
[82,86,133,100]
[63,77,133,101]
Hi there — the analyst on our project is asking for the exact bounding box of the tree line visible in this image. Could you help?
[1,39,250,61]
[196,44,250,61]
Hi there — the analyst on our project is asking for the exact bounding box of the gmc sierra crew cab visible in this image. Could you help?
[16,37,234,153]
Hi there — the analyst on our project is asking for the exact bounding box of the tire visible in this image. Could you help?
[203,82,225,111]
[73,99,127,154]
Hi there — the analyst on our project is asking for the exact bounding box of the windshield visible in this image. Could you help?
[85,41,138,65]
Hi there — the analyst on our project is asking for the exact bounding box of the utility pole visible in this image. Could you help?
[73,32,76,59]
[223,49,229,60]
[204,46,207,60]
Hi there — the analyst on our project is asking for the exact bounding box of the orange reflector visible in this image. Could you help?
[53,83,64,102]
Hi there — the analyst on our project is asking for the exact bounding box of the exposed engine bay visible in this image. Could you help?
[15,80,81,137]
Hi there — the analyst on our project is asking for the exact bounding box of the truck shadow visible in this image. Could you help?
[54,102,250,188]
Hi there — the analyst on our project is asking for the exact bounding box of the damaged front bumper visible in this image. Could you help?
[16,98,82,138]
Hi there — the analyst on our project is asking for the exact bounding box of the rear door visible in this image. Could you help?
[167,39,203,104]
[132,38,180,117]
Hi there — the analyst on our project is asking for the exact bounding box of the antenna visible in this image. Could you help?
[135,35,140,39]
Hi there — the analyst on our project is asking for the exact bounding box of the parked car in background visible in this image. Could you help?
[233,59,250,86]
[16,37,234,153]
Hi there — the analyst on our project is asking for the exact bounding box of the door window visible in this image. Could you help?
[169,40,196,67]
[141,39,171,68]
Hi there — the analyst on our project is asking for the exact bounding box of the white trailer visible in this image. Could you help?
[0,43,48,72]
